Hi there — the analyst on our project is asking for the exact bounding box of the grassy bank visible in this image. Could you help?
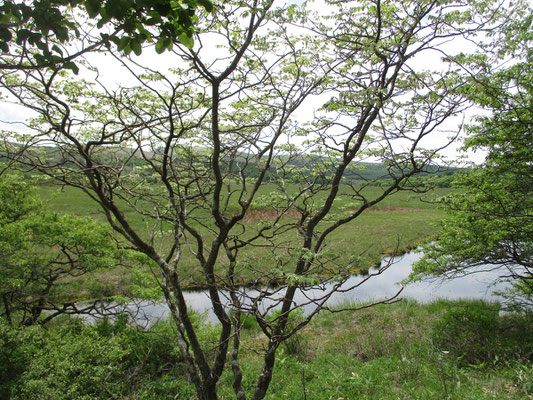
[229,300,533,399]
[3,300,532,399]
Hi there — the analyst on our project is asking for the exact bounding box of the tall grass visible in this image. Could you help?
[216,300,533,400]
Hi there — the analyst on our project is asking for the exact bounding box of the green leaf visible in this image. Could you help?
[178,32,194,49]
[84,0,101,18]
[35,41,48,52]
[145,16,162,26]
[64,61,79,75]
[34,54,46,64]
[16,28,31,44]
[109,35,121,46]
[123,43,132,55]
[97,7,111,29]
[105,0,126,19]
[155,37,167,54]
[130,39,142,56]
[51,45,63,57]
[0,26,12,42]
[0,12,14,25]
[117,36,130,51]
[27,31,43,46]
[197,0,213,13]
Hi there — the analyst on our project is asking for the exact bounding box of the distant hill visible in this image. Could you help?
[2,143,460,186]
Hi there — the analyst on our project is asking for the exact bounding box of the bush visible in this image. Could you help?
[229,310,259,331]
[0,320,44,400]
[1,316,192,400]
[14,319,129,400]
[431,301,533,367]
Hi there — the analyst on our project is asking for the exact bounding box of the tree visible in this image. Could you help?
[412,4,533,309]
[0,0,516,398]
[0,171,120,326]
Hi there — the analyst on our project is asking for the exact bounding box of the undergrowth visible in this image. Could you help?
[1,300,531,399]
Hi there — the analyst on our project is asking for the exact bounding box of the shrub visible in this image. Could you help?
[431,301,533,367]
[13,320,129,400]
[3,316,192,400]
[0,321,44,400]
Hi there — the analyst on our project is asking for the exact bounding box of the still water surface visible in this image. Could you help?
[125,251,509,325]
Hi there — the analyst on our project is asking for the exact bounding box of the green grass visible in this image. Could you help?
[217,300,533,400]
[4,300,531,399]
[37,183,449,294]
[38,182,450,220]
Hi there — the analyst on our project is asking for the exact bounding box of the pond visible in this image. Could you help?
[119,251,510,326]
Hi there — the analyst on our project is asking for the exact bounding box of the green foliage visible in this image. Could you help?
[0,0,213,70]
[0,173,39,223]
[0,172,120,326]
[0,0,81,70]
[1,0,528,398]
[413,4,533,307]
[269,308,307,357]
[14,321,129,400]
[2,317,189,400]
[137,376,195,400]
[35,180,447,288]
[187,310,222,357]
[2,301,533,400]
[217,300,533,400]
[431,302,533,367]
[0,320,44,400]
[229,310,258,331]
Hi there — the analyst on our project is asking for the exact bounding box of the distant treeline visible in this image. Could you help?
[222,153,460,187]
[2,145,460,187]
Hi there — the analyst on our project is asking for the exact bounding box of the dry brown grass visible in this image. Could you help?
[239,208,302,222]
[368,206,425,213]
[239,206,424,223]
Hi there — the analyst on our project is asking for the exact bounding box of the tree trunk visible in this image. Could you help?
[252,344,278,400]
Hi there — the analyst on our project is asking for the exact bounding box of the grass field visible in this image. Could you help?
[37,183,451,297]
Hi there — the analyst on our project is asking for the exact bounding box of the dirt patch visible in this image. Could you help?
[239,208,301,222]
[367,206,425,213]
[237,206,423,222]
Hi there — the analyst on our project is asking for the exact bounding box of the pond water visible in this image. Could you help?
[121,251,510,326]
